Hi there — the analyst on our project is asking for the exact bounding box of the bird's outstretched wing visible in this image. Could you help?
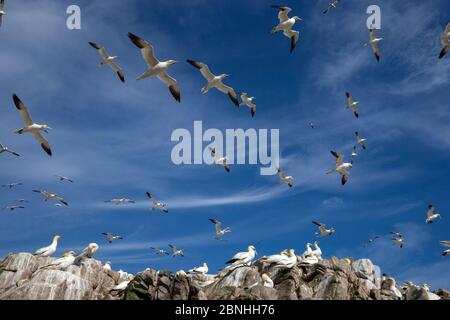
[13,94,33,126]
[186,59,215,81]
[128,32,159,67]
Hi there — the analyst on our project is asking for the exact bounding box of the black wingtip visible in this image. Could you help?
[186,59,201,69]
[169,85,181,103]
[128,32,144,49]
[41,143,52,156]
[439,46,449,59]
[89,42,101,50]
[228,93,239,106]
[12,94,22,110]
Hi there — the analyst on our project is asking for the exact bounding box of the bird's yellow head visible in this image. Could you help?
[53,235,61,242]
[261,273,271,282]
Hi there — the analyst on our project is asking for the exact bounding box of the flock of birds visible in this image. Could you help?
[1,1,450,295]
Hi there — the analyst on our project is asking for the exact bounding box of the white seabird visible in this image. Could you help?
[355,132,367,150]
[55,175,74,183]
[309,122,315,129]
[327,151,353,185]
[311,241,323,260]
[301,243,313,258]
[260,250,288,264]
[39,251,76,270]
[105,198,135,205]
[128,32,180,102]
[0,143,20,157]
[209,147,231,172]
[351,146,358,163]
[390,232,402,239]
[239,92,256,117]
[101,232,123,244]
[150,247,170,255]
[261,273,274,288]
[169,244,184,257]
[439,23,450,59]
[270,5,302,53]
[15,199,28,203]
[33,189,68,206]
[89,42,125,82]
[225,245,257,267]
[392,237,404,249]
[186,59,239,106]
[33,235,61,257]
[364,28,383,61]
[277,168,294,188]
[209,218,231,240]
[188,262,208,274]
[387,278,403,300]
[146,192,168,213]
[312,221,335,237]
[103,261,112,271]
[74,243,99,265]
[426,204,441,224]
[272,249,297,268]
[323,0,341,14]
[0,0,6,27]
[366,236,380,245]
[2,182,22,189]
[440,241,450,256]
[12,94,52,156]
[2,205,25,211]
[345,92,360,118]
[111,275,134,292]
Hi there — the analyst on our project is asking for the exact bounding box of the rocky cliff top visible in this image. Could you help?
[0,252,448,300]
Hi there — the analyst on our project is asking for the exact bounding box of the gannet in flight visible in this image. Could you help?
[327,151,352,185]
[364,28,383,61]
[309,122,315,129]
[366,236,380,245]
[187,59,239,106]
[101,232,124,244]
[55,175,74,183]
[392,237,404,249]
[105,198,135,205]
[0,143,20,157]
[169,244,184,257]
[33,190,68,206]
[40,251,76,270]
[89,42,125,82]
[111,275,134,292]
[146,192,168,213]
[103,261,112,271]
[128,32,180,102]
[355,132,367,150]
[345,92,360,118]
[239,93,256,117]
[2,205,25,211]
[390,232,402,239]
[0,0,6,27]
[426,204,441,224]
[270,5,302,53]
[208,147,231,172]
[440,241,450,256]
[351,146,357,163]
[33,235,61,257]
[2,182,22,189]
[323,0,341,14]
[12,94,52,156]
[188,262,208,274]
[150,247,169,255]
[312,221,335,237]
[226,245,257,267]
[15,199,28,203]
[439,23,450,59]
[209,218,231,240]
[277,168,293,188]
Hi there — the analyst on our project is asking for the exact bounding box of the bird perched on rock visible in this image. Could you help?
[103,261,112,271]
[188,262,208,274]
[110,275,134,292]
[74,243,99,265]
[33,235,61,257]
[39,251,76,270]
[225,245,257,267]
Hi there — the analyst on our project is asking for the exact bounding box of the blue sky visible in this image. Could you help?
[1,0,450,289]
